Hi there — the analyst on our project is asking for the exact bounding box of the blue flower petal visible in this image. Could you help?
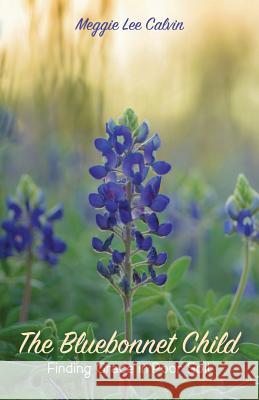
[104,150,117,169]
[95,138,111,153]
[147,247,157,264]
[144,134,161,164]
[89,165,107,179]
[133,269,141,284]
[31,207,45,228]
[108,260,119,275]
[0,235,13,259]
[113,125,133,155]
[112,250,125,264]
[147,213,159,232]
[47,204,64,221]
[96,213,116,230]
[224,220,235,235]
[155,252,167,266]
[103,233,114,249]
[225,196,238,220]
[37,245,58,266]
[141,272,147,281]
[12,225,31,252]
[157,223,172,237]
[92,237,104,252]
[6,197,22,220]
[237,209,254,237]
[135,231,152,251]
[106,118,116,137]
[141,184,154,207]
[89,193,105,208]
[97,261,110,278]
[152,273,167,286]
[96,214,108,230]
[152,161,171,175]
[120,276,130,294]
[119,200,132,224]
[151,194,170,212]
[142,236,152,251]
[51,237,67,253]
[149,176,161,196]
[135,122,149,143]
[148,265,156,279]
[122,153,146,184]
[105,200,118,213]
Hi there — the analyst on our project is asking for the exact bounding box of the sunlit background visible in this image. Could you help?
[0,0,259,347]
[1,0,259,184]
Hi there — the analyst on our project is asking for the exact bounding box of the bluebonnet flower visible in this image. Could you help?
[147,246,167,266]
[96,212,117,230]
[135,231,152,251]
[146,213,173,237]
[112,250,125,264]
[92,233,114,252]
[89,108,173,302]
[141,176,169,212]
[224,175,259,243]
[0,175,67,266]
[122,152,148,185]
[37,223,67,266]
[108,125,133,155]
[89,182,125,212]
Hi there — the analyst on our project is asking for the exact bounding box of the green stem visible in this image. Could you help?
[123,181,133,357]
[219,239,250,336]
[123,297,132,343]
[19,249,33,323]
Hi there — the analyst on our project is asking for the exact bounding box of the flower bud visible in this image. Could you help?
[167,309,179,333]
[16,174,42,207]
[44,318,58,337]
[233,174,253,209]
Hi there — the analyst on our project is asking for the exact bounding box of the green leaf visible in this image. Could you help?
[134,285,161,297]
[87,325,95,342]
[215,295,233,315]
[74,322,97,336]
[0,323,42,343]
[165,256,191,290]
[40,327,55,342]
[58,315,81,336]
[239,343,259,361]
[133,296,162,316]
[0,341,17,359]
[44,319,58,337]
[184,304,205,319]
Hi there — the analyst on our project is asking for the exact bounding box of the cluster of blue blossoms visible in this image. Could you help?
[0,176,67,266]
[89,109,172,295]
[224,174,259,243]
